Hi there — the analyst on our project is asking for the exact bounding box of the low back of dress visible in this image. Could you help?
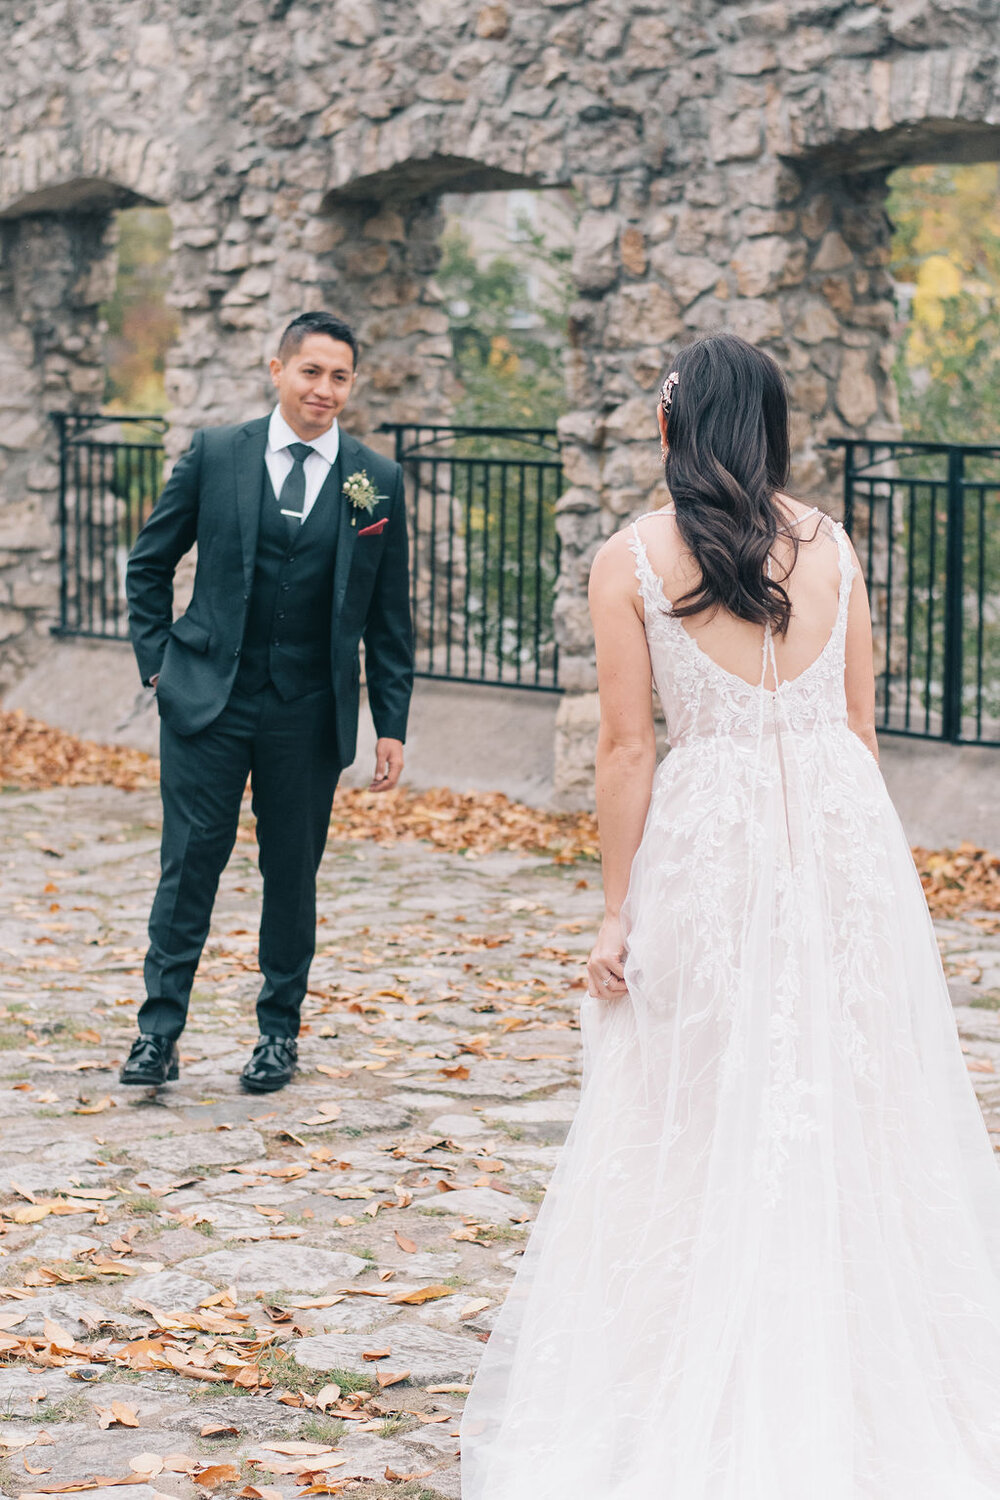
[628,506,856,750]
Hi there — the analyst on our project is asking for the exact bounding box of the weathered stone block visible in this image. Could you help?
[477,2,509,38]
[620,226,647,277]
[792,297,841,344]
[732,235,806,296]
[572,212,620,293]
[605,396,656,443]
[609,282,681,345]
[650,249,721,308]
[812,230,853,271]
[835,347,878,428]
[710,105,764,162]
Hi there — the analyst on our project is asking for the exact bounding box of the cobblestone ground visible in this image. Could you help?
[1,785,1000,1500]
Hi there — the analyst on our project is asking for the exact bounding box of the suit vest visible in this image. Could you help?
[235,458,340,700]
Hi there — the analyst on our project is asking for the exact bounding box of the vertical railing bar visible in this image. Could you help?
[446,452,455,678]
[883,473,894,730]
[942,447,965,742]
[428,457,438,672]
[498,462,508,681]
[462,457,473,679]
[924,482,938,737]
[553,461,561,689]
[73,435,83,635]
[55,414,69,633]
[841,440,854,536]
[534,461,544,686]
[976,481,986,741]
[481,461,491,680]
[515,462,526,684]
[904,480,917,733]
[100,443,111,637]
[86,441,97,633]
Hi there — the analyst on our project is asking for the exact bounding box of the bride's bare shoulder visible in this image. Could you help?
[589,527,636,589]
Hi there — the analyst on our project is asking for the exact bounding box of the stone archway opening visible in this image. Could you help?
[811,136,1000,746]
[0,177,162,685]
[311,164,580,695]
[101,204,179,417]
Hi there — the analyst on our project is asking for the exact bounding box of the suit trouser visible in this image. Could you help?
[138,683,340,1040]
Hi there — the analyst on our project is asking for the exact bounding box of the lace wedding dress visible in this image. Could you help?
[461,511,1000,1498]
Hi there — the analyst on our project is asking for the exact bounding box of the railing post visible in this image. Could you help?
[841,439,854,537]
[53,412,69,635]
[942,445,965,742]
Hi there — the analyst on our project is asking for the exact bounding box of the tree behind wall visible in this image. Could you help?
[889,163,1000,445]
[100,206,178,415]
[437,218,570,432]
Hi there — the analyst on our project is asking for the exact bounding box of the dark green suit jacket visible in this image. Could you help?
[125,416,413,767]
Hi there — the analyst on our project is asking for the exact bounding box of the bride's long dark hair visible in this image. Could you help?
[662,333,795,633]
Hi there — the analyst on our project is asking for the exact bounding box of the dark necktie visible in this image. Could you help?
[277,441,313,544]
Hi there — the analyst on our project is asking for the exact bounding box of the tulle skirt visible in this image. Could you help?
[461,725,1000,1498]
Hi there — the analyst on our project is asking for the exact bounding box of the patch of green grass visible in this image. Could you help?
[339,1125,364,1138]
[0,1030,23,1051]
[971,990,1000,1010]
[194,1219,216,1237]
[326,1365,375,1396]
[27,1395,89,1423]
[474,1223,529,1246]
[255,1349,373,1397]
[376,1414,415,1437]
[191,1379,255,1400]
[518,1184,545,1204]
[415,1206,449,1218]
[298,1413,346,1444]
[122,1193,161,1216]
[354,1245,378,1262]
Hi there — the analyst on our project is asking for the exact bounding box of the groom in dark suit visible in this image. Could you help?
[121,311,412,1092]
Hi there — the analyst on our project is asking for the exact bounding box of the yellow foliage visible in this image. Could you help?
[911,254,963,334]
[488,335,519,376]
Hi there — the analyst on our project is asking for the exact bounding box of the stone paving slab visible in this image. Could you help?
[1,782,999,1499]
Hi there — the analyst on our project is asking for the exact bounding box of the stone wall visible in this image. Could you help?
[0,0,998,793]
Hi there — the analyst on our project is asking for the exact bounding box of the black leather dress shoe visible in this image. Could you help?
[119,1033,179,1086]
[240,1035,298,1093]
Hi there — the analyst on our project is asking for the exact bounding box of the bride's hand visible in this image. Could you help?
[588,916,628,999]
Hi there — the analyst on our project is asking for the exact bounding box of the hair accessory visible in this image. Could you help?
[660,370,680,416]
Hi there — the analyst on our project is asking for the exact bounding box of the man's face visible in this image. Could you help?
[269,334,357,440]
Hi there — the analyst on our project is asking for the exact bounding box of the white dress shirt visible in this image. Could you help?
[265,406,341,524]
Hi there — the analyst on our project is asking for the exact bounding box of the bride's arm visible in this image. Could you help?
[586,536,657,997]
[843,539,879,763]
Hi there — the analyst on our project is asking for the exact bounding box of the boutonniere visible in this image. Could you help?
[343,470,388,526]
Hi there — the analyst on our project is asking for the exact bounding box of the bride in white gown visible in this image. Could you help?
[460,334,1000,1498]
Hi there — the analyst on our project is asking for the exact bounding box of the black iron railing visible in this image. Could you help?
[831,438,1000,746]
[382,422,562,692]
[53,411,167,640]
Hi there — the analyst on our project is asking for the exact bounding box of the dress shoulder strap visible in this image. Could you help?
[830,518,857,618]
[628,521,672,614]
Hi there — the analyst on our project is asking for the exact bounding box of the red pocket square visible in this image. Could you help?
[357,516,389,536]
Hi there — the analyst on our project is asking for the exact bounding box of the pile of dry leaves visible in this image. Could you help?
[6,711,1000,907]
[912,844,1000,919]
[329,786,599,863]
[0,710,598,861]
[0,710,158,792]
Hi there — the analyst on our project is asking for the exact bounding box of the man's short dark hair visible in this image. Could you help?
[277,312,359,367]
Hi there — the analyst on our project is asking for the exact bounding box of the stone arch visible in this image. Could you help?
[0,126,178,686]
[0,0,997,793]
